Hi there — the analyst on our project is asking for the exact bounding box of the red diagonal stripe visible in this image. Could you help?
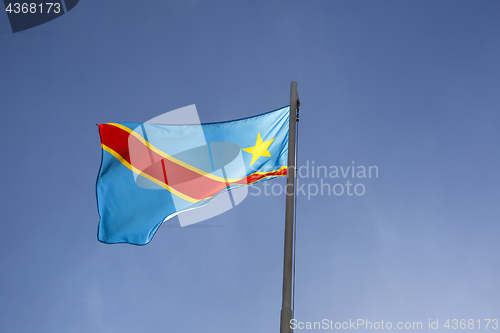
[99,123,286,201]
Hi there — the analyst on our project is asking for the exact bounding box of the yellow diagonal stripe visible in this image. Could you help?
[102,144,199,203]
[102,145,287,202]
[109,123,242,183]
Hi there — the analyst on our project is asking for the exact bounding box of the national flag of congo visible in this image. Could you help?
[96,106,289,245]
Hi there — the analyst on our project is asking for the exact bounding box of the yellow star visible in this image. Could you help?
[242,133,275,166]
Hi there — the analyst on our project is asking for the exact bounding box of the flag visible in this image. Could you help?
[96,106,290,245]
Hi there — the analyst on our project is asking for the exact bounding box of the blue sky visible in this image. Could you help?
[1,1,500,332]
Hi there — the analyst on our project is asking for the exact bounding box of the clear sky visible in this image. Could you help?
[1,1,500,332]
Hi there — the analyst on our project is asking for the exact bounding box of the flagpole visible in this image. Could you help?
[280,81,298,333]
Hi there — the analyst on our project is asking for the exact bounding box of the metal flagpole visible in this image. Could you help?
[280,81,298,333]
